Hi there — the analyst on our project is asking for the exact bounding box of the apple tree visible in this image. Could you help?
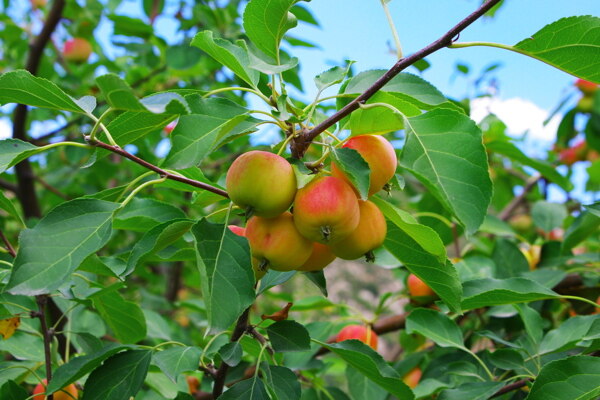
[0,0,599,399]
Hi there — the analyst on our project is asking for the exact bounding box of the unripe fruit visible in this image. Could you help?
[228,225,267,279]
[293,176,359,244]
[336,325,378,350]
[30,0,47,8]
[331,134,397,196]
[575,79,599,96]
[246,212,312,271]
[402,367,422,389]
[576,96,594,113]
[296,242,336,272]
[407,274,435,297]
[508,214,532,233]
[330,200,386,261]
[33,379,78,400]
[226,151,296,218]
[63,38,92,63]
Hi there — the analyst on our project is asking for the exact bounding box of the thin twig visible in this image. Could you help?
[89,139,228,198]
[0,228,17,258]
[35,176,70,200]
[291,0,503,158]
[490,379,529,398]
[0,178,18,193]
[498,174,542,221]
[247,326,274,355]
[36,295,55,400]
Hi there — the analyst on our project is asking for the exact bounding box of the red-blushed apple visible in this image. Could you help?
[296,242,336,272]
[331,134,397,196]
[575,79,599,96]
[336,324,378,350]
[33,379,78,400]
[293,176,359,244]
[226,151,296,218]
[330,200,386,261]
[402,366,422,389]
[227,225,267,279]
[186,376,200,394]
[246,212,312,272]
[407,274,435,297]
[62,38,93,63]
[228,225,246,237]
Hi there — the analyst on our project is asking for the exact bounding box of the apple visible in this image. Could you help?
[226,151,297,218]
[228,225,246,237]
[336,324,378,350]
[508,214,532,233]
[33,379,78,400]
[246,212,312,271]
[293,176,360,244]
[63,38,93,63]
[402,366,422,389]
[331,134,397,196]
[407,274,435,297]
[296,242,336,272]
[575,79,599,96]
[30,0,47,8]
[330,200,387,261]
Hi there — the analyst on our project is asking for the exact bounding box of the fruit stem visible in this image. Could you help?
[259,259,269,273]
[365,251,376,263]
[320,226,332,242]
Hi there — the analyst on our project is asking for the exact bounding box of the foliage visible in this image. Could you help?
[0,0,599,399]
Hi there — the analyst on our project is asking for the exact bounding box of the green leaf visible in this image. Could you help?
[491,238,529,279]
[166,44,202,70]
[105,111,176,148]
[91,289,147,344]
[485,140,573,191]
[320,340,413,399]
[81,350,152,400]
[113,198,186,232]
[438,382,504,400]
[267,320,311,352]
[153,346,202,382]
[0,380,28,400]
[6,199,118,295]
[347,92,421,134]
[262,364,302,400]
[243,0,299,60]
[164,113,257,170]
[461,278,559,310]
[0,70,85,112]
[218,377,269,400]
[96,74,146,111]
[539,315,600,355]
[406,308,465,349]
[487,348,525,370]
[514,304,544,344]
[315,63,354,92]
[340,71,460,112]
[527,356,600,400]
[374,198,461,313]
[346,366,388,400]
[192,220,255,333]
[47,344,130,394]
[191,31,260,88]
[532,201,567,233]
[108,14,153,38]
[218,342,243,367]
[562,206,600,253]
[400,109,492,235]
[514,16,600,83]
[126,219,194,276]
[372,197,446,263]
[0,190,24,226]
[331,147,370,200]
[302,270,328,297]
[258,270,296,294]
[0,139,41,174]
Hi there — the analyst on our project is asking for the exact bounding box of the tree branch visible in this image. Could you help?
[89,139,229,198]
[12,0,66,219]
[498,174,542,221]
[36,295,55,400]
[0,178,18,193]
[290,0,504,158]
[212,308,250,397]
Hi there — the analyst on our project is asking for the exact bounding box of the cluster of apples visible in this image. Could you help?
[575,78,598,113]
[226,134,397,278]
